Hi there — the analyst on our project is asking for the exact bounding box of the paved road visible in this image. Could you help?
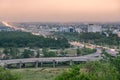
[0,48,102,68]
[0,53,102,65]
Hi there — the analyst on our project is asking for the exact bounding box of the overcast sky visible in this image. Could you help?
[0,0,120,22]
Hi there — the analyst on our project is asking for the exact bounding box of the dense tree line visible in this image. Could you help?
[78,32,120,46]
[0,31,70,48]
[2,47,96,59]
[55,32,120,46]
[2,48,57,59]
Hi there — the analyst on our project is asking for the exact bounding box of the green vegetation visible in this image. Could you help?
[1,31,120,80]
[42,48,57,57]
[1,51,120,80]
[77,48,96,56]
[55,48,96,57]
[3,48,20,59]
[0,31,70,48]
[55,51,120,80]
[55,32,120,46]
[111,56,120,73]
[21,49,35,58]
[0,67,21,80]
[55,61,120,80]
[1,47,96,59]
[11,68,64,80]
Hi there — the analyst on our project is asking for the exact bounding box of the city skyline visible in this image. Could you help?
[0,0,120,22]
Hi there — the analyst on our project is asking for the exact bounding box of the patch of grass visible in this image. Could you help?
[11,68,65,80]
[0,48,4,52]
[64,49,76,54]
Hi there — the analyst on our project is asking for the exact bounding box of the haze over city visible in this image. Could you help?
[0,0,120,22]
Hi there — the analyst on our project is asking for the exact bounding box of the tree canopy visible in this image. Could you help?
[0,31,70,48]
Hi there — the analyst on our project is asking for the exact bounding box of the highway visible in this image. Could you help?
[0,56,101,64]
[0,52,102,68]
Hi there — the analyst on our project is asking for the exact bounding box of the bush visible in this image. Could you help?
[55,61,119,80]
[0,67,21,80]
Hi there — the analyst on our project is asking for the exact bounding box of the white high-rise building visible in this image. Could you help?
[88,24,102,32]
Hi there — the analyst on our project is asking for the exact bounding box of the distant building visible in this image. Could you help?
[112,29,119,34]
[112,29,120,37]
[117,32,120,37]
[88,24,102,32]
[75,28,82,33]
[69,27,75,32]
[59,27,69,32]
[48,28,58,32]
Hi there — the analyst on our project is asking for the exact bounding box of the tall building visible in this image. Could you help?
[88,24,102,32]
[69,27,75,32]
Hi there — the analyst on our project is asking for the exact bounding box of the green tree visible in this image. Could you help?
[42,48,57,57]
[3,48,20,59]
[101,49,111,62]
[9,48,20,59]
[22,49,34,58]
[118,51,120,55]
[3,48,10,59]
[111,56,120,73]
[36,50,41,58]
[42,48,48,57]
[0,31,70,48]
[55,65,83,80]
[3,48,10,55]
[48,51,57,57]
[76,48,81,56]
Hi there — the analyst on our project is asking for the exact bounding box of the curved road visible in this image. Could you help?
[0,48,102,68]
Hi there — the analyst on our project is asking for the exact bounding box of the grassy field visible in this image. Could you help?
[11,68,66,80]
[64,49,76,54]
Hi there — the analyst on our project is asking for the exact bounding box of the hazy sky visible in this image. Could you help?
[0,0,120,22]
